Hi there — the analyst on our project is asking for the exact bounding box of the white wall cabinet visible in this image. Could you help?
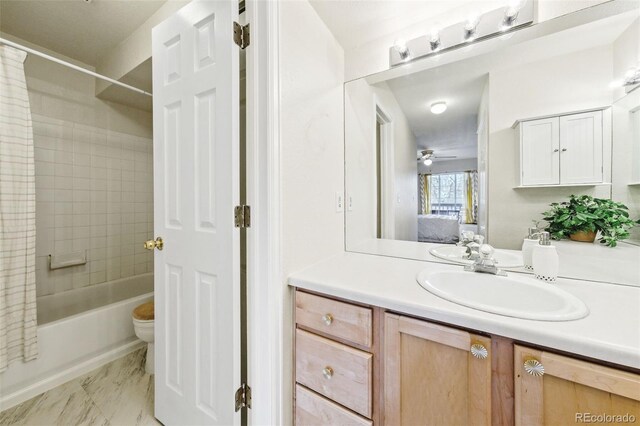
[516,110,604,187]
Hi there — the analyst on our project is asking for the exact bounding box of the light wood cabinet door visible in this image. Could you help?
[559,110,603,184]
[520,117,560,186]
[515,345,640,426]
[384,314,492,425]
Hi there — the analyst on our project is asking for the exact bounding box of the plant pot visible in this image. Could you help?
[569,230,597,243]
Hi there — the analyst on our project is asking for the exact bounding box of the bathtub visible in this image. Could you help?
[0,274,153,411]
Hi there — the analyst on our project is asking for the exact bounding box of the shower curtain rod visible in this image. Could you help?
[0,37,153,97]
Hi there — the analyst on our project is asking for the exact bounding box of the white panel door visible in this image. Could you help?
[560,111,603,184]
[152,1,240,425]
[520,117,560,186]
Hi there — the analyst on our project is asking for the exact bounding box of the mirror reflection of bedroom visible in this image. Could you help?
[370,71,488,245]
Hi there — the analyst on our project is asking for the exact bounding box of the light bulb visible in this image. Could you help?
[430,102,447,115]
[424,159,433,166]
[429,29,441,52]
[393,39,410,61]
[464,16,480,41]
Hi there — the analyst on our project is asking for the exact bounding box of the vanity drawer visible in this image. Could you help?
[296,384,373,426]
[296,329,373,418]
[296,291,373,348]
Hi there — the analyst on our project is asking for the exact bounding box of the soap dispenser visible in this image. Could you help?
[521,226,540,270]
[532,231,559,283]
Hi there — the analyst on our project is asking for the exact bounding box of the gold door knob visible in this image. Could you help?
[144,237,164,251]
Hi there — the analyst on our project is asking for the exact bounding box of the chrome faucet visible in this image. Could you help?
[458,232,485,261]
[464,244,507,276]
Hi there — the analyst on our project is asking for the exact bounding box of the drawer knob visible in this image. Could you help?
[524,358,545,376]
[470,343,488,359]
[322,366,334,380]
[321,313,333,326]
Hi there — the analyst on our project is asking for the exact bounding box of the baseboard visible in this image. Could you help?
[0,339,145,412]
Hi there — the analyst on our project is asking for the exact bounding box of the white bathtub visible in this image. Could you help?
[0,274,153,411]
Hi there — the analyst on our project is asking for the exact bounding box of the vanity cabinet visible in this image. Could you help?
[294,289,640,426]
[517,110,604,186]
[514,345,640,425]
[384,314,492,426]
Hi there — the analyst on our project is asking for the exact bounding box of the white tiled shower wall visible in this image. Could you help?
[33,115,153,296]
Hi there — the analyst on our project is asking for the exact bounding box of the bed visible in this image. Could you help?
[418,214,461,244]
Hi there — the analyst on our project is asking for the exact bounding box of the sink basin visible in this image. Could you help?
[416,270,589,321]
[429,245,524,268]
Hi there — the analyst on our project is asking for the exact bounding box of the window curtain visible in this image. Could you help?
[0,45,38,372]
[419,174,431,215]
[464,170,478,224]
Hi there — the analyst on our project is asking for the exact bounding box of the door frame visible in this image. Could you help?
[373,97,395,240]
[245,0,284,424]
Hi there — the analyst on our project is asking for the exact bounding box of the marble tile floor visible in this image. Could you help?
[0,348,160,426]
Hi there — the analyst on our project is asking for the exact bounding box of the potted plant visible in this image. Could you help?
[541,195,639,247]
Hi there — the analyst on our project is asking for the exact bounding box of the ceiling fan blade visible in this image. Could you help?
[434,155,457,159]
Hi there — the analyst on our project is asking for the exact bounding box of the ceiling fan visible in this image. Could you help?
[417,149,457,164]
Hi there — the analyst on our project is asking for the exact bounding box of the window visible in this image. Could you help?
[430,172,465,216]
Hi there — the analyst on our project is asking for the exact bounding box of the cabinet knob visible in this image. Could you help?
[470,343,488,359]
[524,358,545,376]
[321,313,333,326]
[561,148,568,152]
[553,149,559,152]
[322,366,334,380]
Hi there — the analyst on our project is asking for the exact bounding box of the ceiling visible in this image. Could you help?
[385,71,487,160]
[0,0,167,66]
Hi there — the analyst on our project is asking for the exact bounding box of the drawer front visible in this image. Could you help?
[296,329,373,418]
[296,385,373,426]
[296,291,372,348]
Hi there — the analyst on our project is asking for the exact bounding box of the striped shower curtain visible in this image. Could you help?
[0,45,38,372]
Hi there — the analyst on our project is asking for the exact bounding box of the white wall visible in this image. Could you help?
[280,0,345,279]
[13,38,154,298]
[345,79,417,244]
[488,46,614,248]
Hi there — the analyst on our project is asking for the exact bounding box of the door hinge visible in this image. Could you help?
[233,22,250,49]
[234,205,251,228]
[235,383,251,411]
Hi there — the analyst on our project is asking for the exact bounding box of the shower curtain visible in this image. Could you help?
[0,45,38,372]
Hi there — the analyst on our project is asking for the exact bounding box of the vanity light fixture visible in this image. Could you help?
[389,0,534,67]
[424,159,433,166]
[393,39,411,61]
[430,101,447,115]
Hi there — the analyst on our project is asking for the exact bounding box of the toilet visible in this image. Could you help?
[132,301,155,374]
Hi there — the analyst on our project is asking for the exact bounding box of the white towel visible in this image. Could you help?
[0,45,38,373]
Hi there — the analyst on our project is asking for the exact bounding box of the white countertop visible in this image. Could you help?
[289,252,640,369]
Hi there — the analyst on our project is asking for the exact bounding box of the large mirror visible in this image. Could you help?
[345,2,640,286]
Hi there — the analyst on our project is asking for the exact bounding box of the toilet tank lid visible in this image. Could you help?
[133,302,154,321]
